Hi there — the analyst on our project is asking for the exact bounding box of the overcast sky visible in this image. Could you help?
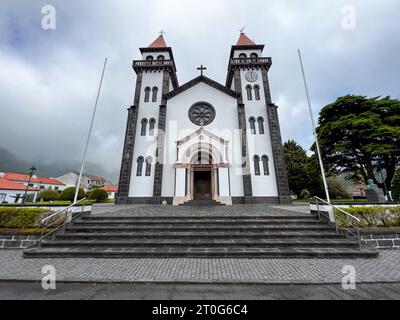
[1,0,399,182]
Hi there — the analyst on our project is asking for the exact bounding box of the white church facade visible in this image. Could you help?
[116,33,291,205]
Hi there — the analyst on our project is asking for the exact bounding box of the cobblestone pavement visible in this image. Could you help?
[91,204,311,216]
[0,250,399,284]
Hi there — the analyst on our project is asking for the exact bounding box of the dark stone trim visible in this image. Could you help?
[115,106,139,204]
[152,71,170,203]
[123,197,173,205]
[165,75,240,100]
[234,70,252,197]
[231,196,281,204]
[133,60,178,89]
[261,70,292,205]
[116,72,143,205]
[229,44,265,59]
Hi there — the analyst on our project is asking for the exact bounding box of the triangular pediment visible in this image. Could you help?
[176,127,228,146]
[165,75,239,100]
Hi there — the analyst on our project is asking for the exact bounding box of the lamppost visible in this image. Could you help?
[22,166,37,204]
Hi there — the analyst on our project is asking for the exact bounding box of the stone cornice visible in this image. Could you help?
[164,75,240,100]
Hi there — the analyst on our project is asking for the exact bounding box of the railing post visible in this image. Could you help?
[332,208,339,234]
[315,197,321,221]
[357,227,361,251]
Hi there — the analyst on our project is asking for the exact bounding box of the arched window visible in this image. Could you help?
[141,118,148,136]
[145,156,153,176]
[136,156,144,176]
[239,53,247,59]
[157,55,165,60]
[246,85,252,100]
[253,155,260,176]
[250,53,258,60]
[262,155,270,175]
[144,87,151,102]
[249,117,256,135]
[151,86,158,102]
[146,55,154,61]
[254,85,261,100]
[257,116,265,134]
[149,118,156,136]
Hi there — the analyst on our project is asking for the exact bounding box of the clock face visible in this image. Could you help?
[245,71,258,82]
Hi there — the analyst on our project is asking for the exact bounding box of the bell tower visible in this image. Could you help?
[226,32,291,204]
[116,34,178,204]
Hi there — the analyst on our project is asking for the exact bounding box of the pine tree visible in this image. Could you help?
[391,169,400,201]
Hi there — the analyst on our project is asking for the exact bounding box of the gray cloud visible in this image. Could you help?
[1,0,399,181]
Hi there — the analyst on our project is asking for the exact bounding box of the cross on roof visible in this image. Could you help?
[159,30,166,36]
[197,65,207,76]
[239,27,245,33]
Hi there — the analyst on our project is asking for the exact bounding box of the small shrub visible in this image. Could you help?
[37,189,60,202]
[335,206,400,228]
[89,188,108,203]
[299,189,310,199]
[59,187,85,202]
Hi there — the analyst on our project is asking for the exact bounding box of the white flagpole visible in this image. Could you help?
[297,49,331,203]
[73,58,108,203]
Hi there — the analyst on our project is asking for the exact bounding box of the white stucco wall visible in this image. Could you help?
[129,71,164,197]
[239,68,278,197]
[0,189,36,203]
[161,82,244,197]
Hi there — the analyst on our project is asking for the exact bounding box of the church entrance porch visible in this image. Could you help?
[193,167,212,200]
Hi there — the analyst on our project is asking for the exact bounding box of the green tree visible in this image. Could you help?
[59,187,85,202]
[317,95,400,191]
[283,140,309,197]
[305,154,325,198]
[89,188,108,203]
[37,189,60,202]
[391,169,400,201]
[327,176,350,199]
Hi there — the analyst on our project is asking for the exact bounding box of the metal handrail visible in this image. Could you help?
[38,198,88,247]
[313,196,362,250]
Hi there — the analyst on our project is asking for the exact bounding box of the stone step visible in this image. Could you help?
[23,246,378,259]
[56,231,345,240]
[179,200,225,206]
[66,225,334,232]
[75,219,323,226]
[40,238,361,248]
[82,215,316,221]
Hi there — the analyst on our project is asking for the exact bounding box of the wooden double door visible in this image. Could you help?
[193,166,212,200]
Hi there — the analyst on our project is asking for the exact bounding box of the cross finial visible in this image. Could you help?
[159,30,165,36]
[239,27,245,34]
[197,65,207,76]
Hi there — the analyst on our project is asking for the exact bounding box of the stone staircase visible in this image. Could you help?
[179,199,225,206]
[23,205,378,259]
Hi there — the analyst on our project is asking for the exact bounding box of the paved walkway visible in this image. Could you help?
[2,282,400,300]
[1,250,399,284]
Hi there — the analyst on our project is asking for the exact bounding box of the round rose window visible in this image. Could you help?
[188,102,216,126]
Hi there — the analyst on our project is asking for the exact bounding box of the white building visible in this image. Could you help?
[56,172,112,191]
[0,178,38,203]
[0,172,66,192]
[101,186,118,199]
[117,33,291,205]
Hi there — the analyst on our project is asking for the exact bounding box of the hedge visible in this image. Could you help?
[335,206,400,228]
[0,207,66,229]
[59,187,85,201]
[37,189,60,202]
